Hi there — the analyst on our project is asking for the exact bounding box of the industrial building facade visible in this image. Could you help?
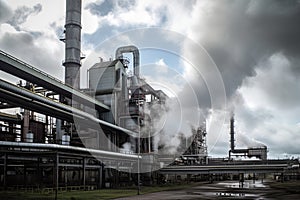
[1,0,287,192]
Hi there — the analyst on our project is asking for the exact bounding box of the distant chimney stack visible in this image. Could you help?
[230,114,235,151]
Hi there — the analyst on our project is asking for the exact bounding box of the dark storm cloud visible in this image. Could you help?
[85,0,114,16]
[179,0,300,157]
[83,23,127,47]
[7,3,42,31]
[247,0,300,16]
[116,0,136,10]
[85,0,136,16]
[189,0,300,100]
[0,0,12,23]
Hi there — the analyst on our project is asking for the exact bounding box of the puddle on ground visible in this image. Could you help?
[216,192,258,198]
[191,180,269,199]
[217,180,268,189]
[190,191,260,198]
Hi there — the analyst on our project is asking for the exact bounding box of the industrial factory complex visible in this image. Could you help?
[0,0,299,193]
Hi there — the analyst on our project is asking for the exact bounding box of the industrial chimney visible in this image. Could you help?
[63,0,82,89]
[57,0,82,143]
[230,114,235,151]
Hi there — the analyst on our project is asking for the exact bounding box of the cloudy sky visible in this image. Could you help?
[0,0,300,159]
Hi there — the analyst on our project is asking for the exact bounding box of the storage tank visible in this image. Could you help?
[25,132,34,143]
[62,135,71,145]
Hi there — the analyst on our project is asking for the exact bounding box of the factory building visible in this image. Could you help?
[0,0,276,192]
[0,0,174,189]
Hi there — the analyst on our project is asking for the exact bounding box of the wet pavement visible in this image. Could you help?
[115,180,299,199]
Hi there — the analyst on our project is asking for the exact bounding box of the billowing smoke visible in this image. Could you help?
[81,0,300,157]
[237,133,266,148]
[140,89,204,155]
[178,0,300,157]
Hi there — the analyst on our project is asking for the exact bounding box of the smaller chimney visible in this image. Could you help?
[230,114,235,151]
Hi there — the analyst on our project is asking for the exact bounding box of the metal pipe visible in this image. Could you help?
[0,79,139,138]
[0,141,140,159]
[0,49,109,112]
[0,80,73,114]
[115,45,140,77]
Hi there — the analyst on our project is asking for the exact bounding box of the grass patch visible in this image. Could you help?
[0,182,201,200]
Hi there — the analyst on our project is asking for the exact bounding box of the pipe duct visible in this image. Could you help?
[115,45,140,77]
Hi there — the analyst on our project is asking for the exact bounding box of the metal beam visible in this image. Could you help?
[159,164,288,175]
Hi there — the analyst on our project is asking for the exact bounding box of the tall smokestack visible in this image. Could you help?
[63,0,82,89]
[230,114,235,151]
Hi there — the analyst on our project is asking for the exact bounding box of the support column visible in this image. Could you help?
[239,173,244,188]
[187,174,191,183]
[37,157,41,189]
[3,153,7,189]
[24,165,27,187]
[209,174,213,183]
[65,166,68,187]
[54,153,59,200]
[82,157,86,190]
[98,164,103,189]
[22,110,30,142]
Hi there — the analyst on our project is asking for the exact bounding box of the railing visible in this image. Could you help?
[3,185,96,193]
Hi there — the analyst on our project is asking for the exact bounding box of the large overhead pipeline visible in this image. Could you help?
[115,45,140,77]
[0,141,139,160]
[0,79,139,137]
